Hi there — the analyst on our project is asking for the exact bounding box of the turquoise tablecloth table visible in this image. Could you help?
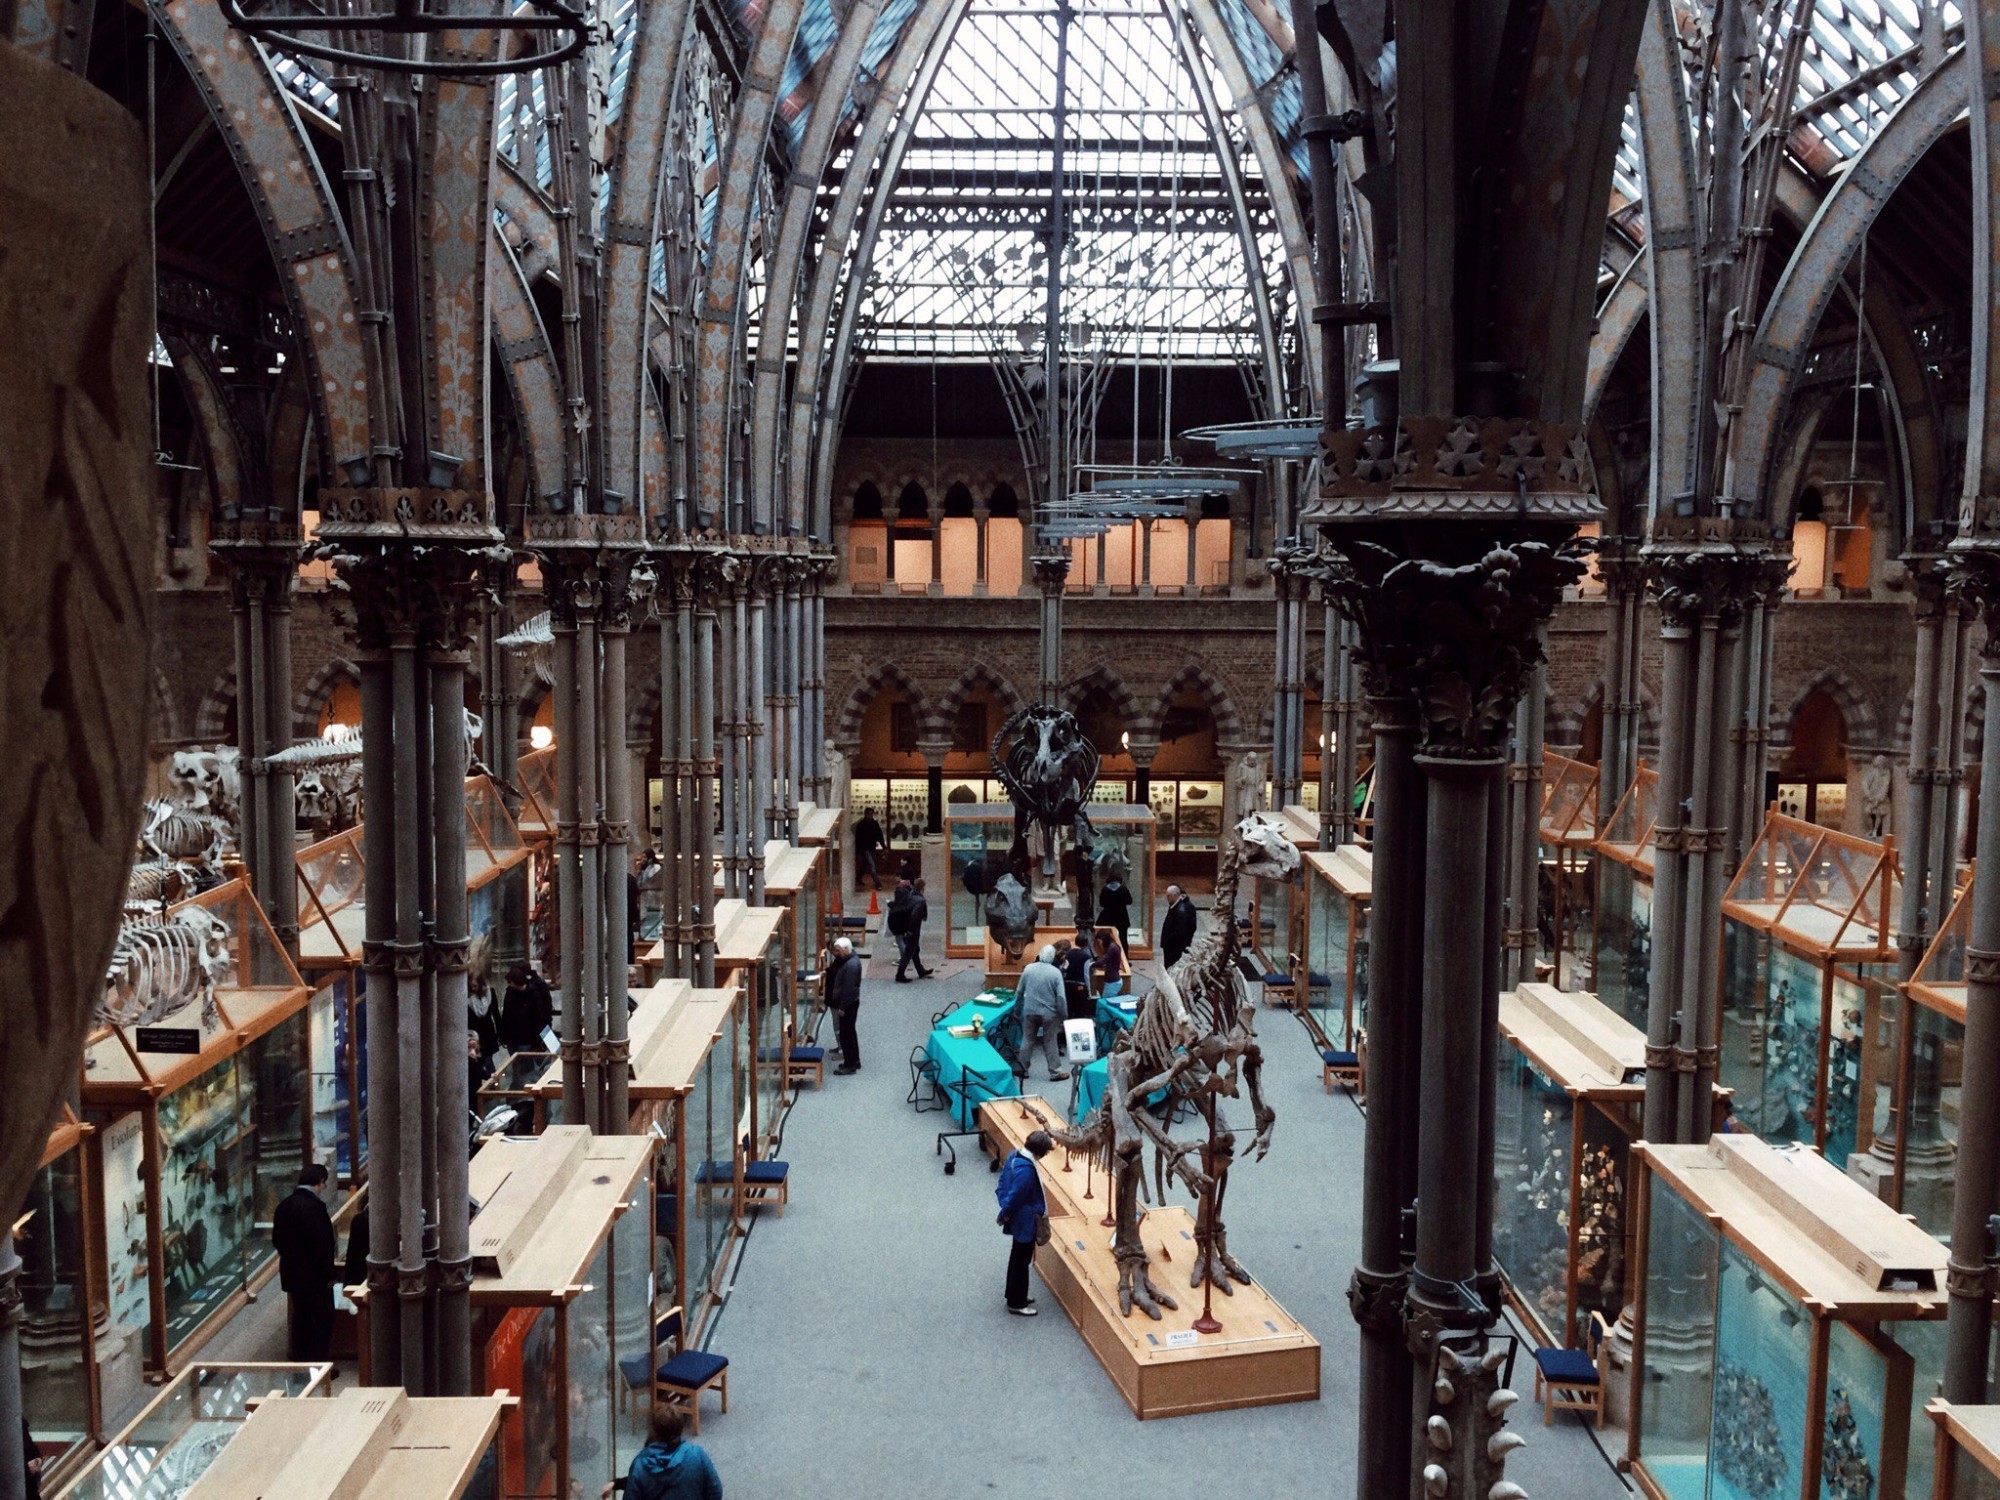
[1075,1056,1110,1121]
[925,992,1020,1129]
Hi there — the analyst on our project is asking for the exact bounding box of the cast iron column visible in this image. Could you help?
[1032,551,1070,703]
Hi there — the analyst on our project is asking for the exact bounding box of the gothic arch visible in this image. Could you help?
[1773,667,1880,755]
[1547,678,1661,763]
[934,661,1026,741]
[1063,663,1145,740]
[1149,660,1247,746]
[295,658,361,741]
[832,662,930,746]
[192,670,238,744]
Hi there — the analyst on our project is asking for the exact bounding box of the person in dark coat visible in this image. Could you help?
[605,1403,722,1500]
[853,809,886,891]
[271,1163,338,1360]
[1160,885,1198,969]
[1096,878,1134,952]
[825,937,863,1073]
[342,1208,369,1288]
[887,878,920,982]
[1057,936,1093,1021]
[995,1131,1053,1314]
[908,878,933,977]
[498,962,555,1053]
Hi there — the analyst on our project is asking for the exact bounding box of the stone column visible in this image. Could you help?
[1032,551,1071,703]
[1128,739,1158,807]
[1317,423,1589,1500]
[1945,545,2000,1402]
[1639,529,1789,1145]
[1503,639,1547,990]
[917,738,951,836]
[1594,538,1644,828]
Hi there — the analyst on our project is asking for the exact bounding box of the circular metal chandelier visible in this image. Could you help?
[220,0,590,77]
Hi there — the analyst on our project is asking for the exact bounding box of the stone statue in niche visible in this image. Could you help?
[0,47,158,1235]
[1226,748,1268,830]
[1861,754,1893,838]
[823,738,851,811]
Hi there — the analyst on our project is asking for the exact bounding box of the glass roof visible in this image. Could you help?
[847,0,1288,363]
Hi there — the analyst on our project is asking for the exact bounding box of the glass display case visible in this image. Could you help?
[761,842,824,1040]
[515,744,557,843]
[461,1129,655,1500]
[848,775,930,846]
[1247,867,1299,977]
[1592,761,1658,1029]
[1897,874,1975,1241]
[307,971,367,1188]
[1304,846,1371,1051]
[1631,1134,1947,1500]
[946,804,1021,957]
[1077,805,1155,957]
[1492,984,1645,1349]
[1539,752,1599,988]
[55,1362,333,1500]
[21,1111,96,1487]
[1928,1399,2000,1500]
[715,899,787,1157]
[1718,812,1899,1162]
[294,828,365,982]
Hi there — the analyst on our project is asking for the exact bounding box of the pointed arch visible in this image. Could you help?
[934,661,1027,740]
[832,662,930,746]
[1150,660,1247,745]
[1774,666,1881,755]
[1063,662,1144,734]
[295,658,361,742]
[193,670,238,745]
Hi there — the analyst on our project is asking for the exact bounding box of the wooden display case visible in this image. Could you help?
[81,878,312,1376]
[1539,752,1599,988]
[1717,811,1899,1165]
[1592,761,1659,1030]
[22,1109,99,1487]
[758,840,826,1043]
[1493,983,1645,1349]
[1888,870,1978,1241]
[1302,845,1371,1053]
[713,898,789,1159]
[1628,1134,1948,1500]
[1926,1399,2000,1500]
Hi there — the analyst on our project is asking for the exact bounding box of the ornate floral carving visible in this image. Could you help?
[1314,416,1595,519]
[1643,538,1792,632]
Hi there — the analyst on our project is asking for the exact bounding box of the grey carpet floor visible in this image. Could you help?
[691,934,1633,1499]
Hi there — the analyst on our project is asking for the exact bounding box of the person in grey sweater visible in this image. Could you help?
[1014,945,1070,1082]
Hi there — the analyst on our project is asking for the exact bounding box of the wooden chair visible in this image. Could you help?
[738,1159,790,1216]
[1531,1310,1610,1427]
[1321,1045,1362,1097]
[619,1306,729,1434]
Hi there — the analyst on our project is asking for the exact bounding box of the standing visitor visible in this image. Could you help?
[270,1163,337,1361]
[995,1130,1054,1315]
[603,1403,723,1500]
[1093,929,1128,999]
[887,878,922,982]
[909,877,934,978]
[1160,884,1198,968]
[1058,936,1093,1021]
[499,961,555,1054]
[854,808,886,891]
[1096,875,1133,953]
[826,936,863,1074]
[1014,945,1069,1082]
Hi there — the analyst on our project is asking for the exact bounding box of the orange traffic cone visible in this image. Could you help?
[867,887,880,915]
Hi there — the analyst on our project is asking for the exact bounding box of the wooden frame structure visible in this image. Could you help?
[22,1109,100,1487]
[1884,868,1978,1241]
[80,878,313,1376]
[1627,1134,1947,1500]
[1926,1399,2000,1499]
[1301,844,1371,1055]
[1591,761,1659,1030]
[1717,811,1899,1163]
[1538,752,1600,987]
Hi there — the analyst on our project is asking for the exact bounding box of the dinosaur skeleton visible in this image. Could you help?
[991,704,1100,924]
[269,709,491,834]
[1045,812,1301,1319]
[99,906,235,1032]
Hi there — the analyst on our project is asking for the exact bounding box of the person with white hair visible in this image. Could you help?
[826,935,864,1074]
[1014,943,1069,1083]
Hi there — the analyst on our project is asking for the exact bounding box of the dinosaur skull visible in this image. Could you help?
[1012,706,1089,791]
[1235,813,1301,884]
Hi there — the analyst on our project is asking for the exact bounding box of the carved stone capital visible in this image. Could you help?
[1347,1265,1407,1334]
[1030,551,1072,592]
[1310,415,1598,523]
[321,519,503,654]
[1317,530,1584,760]
[210,523,304,608]
[1641,522,1791,631]
[1950,543,2000,647]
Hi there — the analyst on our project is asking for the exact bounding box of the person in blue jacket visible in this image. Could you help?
[996,1130,1054,1315]
[604,1404,722,1500]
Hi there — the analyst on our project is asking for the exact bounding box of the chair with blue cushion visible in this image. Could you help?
[1321,1045,1363,1097]
[619,1306,729,1434]
[1532,1311,1609,1427]
[739,1158,790,1216]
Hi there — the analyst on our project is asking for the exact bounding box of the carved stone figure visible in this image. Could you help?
[991,704,1100,922]
[99,906,234,1032]
[1861,754,1893,838]
[824,738,852,810]
[0,47,158,1234]
[1226,748,1267,828]
[1045,813,1301,1318]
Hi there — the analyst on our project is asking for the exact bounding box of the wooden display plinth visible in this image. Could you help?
[984,934,1030,989]
[980,1097,1320,1420]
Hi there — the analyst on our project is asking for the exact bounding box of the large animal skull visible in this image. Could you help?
[168,746,240,818]
[985,873,1038,962]
[1235,813,1301,885]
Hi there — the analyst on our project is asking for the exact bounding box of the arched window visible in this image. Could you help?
[853,481,884,520]
[849,482,889,588]
[893,484,933,591]
[1776,690,1850,828]
[986,484,1024,594]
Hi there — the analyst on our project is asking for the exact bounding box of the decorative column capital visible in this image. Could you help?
[315,504,505,654]
[1592,532,1646,596]
[1030,550,1072,593]
[529,514,651,631]
[210,521,304,608]
[1640,517,1790,631]
[1308,415,1598,525]
[1948,542,2000,650]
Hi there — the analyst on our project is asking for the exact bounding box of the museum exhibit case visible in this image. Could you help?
[946,804,1022,957]
[53,1362,334,1500]
[306,970,366,1190]
[1594,761,1660,1029]
[464,772,531,967]
[1539,752,1600,988]
[1247,858,1302,982]
[1630,1134,1948,1500]
[1717,812,1899,1163]
[461,1127,656,1500]
[1303,845,1371,1051]
[714,897,790,1158]
[23,1109,98,1487]
[1927,1400,2000,1500]
[293,826,365,982]
[797,802,845,927]
[1149,777,1227,882]
[847,775,930,847]
[80,878,313,1374]
[1077,804,1156,959]
[1894,874,1977,1240]
[759,840,825,1041]
[514,743,557,844]
[1493,983,1645,1349]
[945,802,1155,958]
